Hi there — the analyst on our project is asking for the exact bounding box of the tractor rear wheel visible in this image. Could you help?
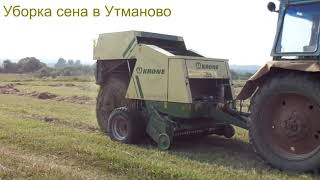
[250,73,320,172]
[96,75,129,133]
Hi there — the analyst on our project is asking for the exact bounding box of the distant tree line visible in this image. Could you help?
[0,57,95,78]
[230,69,253,80]
[0,57,252,80]
[0,57,46,73]
[54,58,82,68]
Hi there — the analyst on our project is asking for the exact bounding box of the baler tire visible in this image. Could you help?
[249,73,320,172]
[108,107,145,144]
[223,125,235,139]
[96,76,129,134]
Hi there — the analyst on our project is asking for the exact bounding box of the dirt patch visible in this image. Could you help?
[0,83,93,105]
[55,95,93,105]
[48,83,76,87]
[19,91,57,100]
[37,92,57,100]
[43,116,58,122]
[24,91,93,105]
[0,84,20,94]
[14,83,25,86]
[69,96,92,104]
[48,84,64,87]
[26,92,94,104]
[18,113,59,123]
[65,83,76,87]
[22,91,39,97]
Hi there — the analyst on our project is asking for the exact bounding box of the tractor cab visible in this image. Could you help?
[270,0,320,60]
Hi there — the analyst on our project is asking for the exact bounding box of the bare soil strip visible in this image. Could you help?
[0,83,94,105]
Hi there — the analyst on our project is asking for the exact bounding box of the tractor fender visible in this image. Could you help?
[237,61,320,100]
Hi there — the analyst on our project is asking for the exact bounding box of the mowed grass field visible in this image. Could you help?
[0,74,316,179]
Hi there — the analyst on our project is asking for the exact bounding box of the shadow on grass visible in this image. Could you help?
[168,135,267,171]
[164,135,320,178]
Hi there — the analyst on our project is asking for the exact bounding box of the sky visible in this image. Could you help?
[0,0,279,65]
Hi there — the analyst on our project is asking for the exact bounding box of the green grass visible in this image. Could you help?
[0,94,98,131]
[0,74,317,179]
[0,74,35,82]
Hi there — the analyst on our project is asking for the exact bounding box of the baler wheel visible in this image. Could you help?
[158,134,171,150]
[108,107,145,144]
[250,73,320,172]
[223,125,235,139]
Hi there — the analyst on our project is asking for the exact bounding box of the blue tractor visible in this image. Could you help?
[238,0,320,172]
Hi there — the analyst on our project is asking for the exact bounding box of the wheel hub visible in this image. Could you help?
[262,93,320,159]
[279,111,308,141]
[158,134,171,150]
[112,116,128,141]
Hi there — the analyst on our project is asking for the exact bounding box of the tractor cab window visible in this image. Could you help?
[276,3,320,53]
